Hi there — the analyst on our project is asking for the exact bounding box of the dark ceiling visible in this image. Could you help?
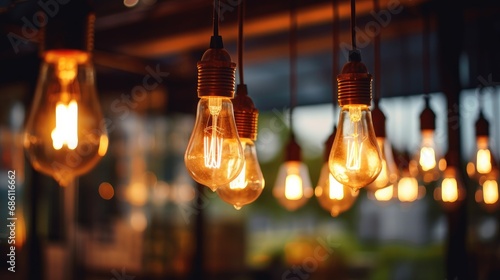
[0,0,499,114]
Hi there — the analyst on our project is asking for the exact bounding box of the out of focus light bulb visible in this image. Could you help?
[315,163,358,217]
[273,136,313,211]
[184,47,244,191]
[216,86,265,209]
[414,96,442,183]
[475,169,499,212]
[434,164,465,211]
[467,112,497,184]
[24,50,108,186]
[329,51,382,190]
[367,104,398,192]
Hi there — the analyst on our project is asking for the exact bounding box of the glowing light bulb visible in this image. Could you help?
[184,47,244,191]
[367,137,398,191]
[216,139,265,210]
[483,180,498,205]
[468,136,496,181]
[374,185,394,202]
[397,176,419,203]
[329,105,382,189]
[24,50,108,186]
[273,160,313,211]
[434,165,465,211]
[315,163,358,217]
[415,95,442,183]
[329,53,382,189]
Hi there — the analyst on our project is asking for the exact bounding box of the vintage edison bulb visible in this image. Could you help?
[367,137,398,191]
[397,169,419,203]
[24,50,108,186]
[415,129,442,183]
[475,169,499,212]
[273,160,313,211]
[467,136,496,183]
[329,105,382,190]
[434,166,466,211]
[217,138,265,209]
[315,163,358,217]
[184,96,244,191]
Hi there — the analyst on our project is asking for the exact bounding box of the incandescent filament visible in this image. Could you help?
[346,106,363,171]
[51,57,79,150]
[204,97,223,168]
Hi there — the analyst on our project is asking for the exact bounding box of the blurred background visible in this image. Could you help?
[0,0,499,279]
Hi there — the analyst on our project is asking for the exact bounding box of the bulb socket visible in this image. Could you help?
[419,96,436,131]
[197,48,236,98]
[475,111,489,137]
[286,134,302,162]
[233,84,259,141]
[337,60,372,106]
[372,103,386,138]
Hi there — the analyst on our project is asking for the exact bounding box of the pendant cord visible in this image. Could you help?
[423,9,430,96]
[332,0,339,113]
[213,0,219,37]
[350,0,357,50]
[237,0,245,85]
[290,0,298,135]
[373,0,381,104]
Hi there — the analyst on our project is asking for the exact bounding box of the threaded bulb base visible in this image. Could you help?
[197,48,236,98]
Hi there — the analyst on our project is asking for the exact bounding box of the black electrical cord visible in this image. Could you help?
[237,0,245,85]
[210,0,223,48]
[423,10,430,96]
[350,0,357,50]
[332,0,339,106]
[289,0,298,133]
[374,0,381,103]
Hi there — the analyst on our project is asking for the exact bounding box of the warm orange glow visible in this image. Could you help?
[52,100,78,150]
[98,134,109,157]
[328,174,344,200]
[483,180,499,205]
[99,182,115,200]
[285,174,303,200]
[476,149,492,174]
[374,185,394,201]
[398,177,418,202]
[127,182,148,206]
[441,178,458,203]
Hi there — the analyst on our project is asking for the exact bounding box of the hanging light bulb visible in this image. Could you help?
[273,0,312,211]
[475,169,499,212]
[216,85,265,210]
[24,2,108,187]
[329,50,382,190]
[434,163,466,211]
[414,99,442,184]
[273,135,313,211]
[467,111,498,184]
[316,130,358,217]
[366,102,398,192]
[184,4,244,191]
[397,158,420,203]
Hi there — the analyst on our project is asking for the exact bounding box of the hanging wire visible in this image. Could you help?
[332,0,339,108]
[289,0,298,133]
[350,0,357,50]
[422,9,430,96]
[237,0,245,85]
[213,0,219,37]
[373,0,381,103]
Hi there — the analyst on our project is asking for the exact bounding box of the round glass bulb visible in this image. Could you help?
[315,163,358,217]
[216,138,265,210]
[184,97,244,191]
[24,50,108,186]
[329,105,382,190]
[273,161,313,211]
